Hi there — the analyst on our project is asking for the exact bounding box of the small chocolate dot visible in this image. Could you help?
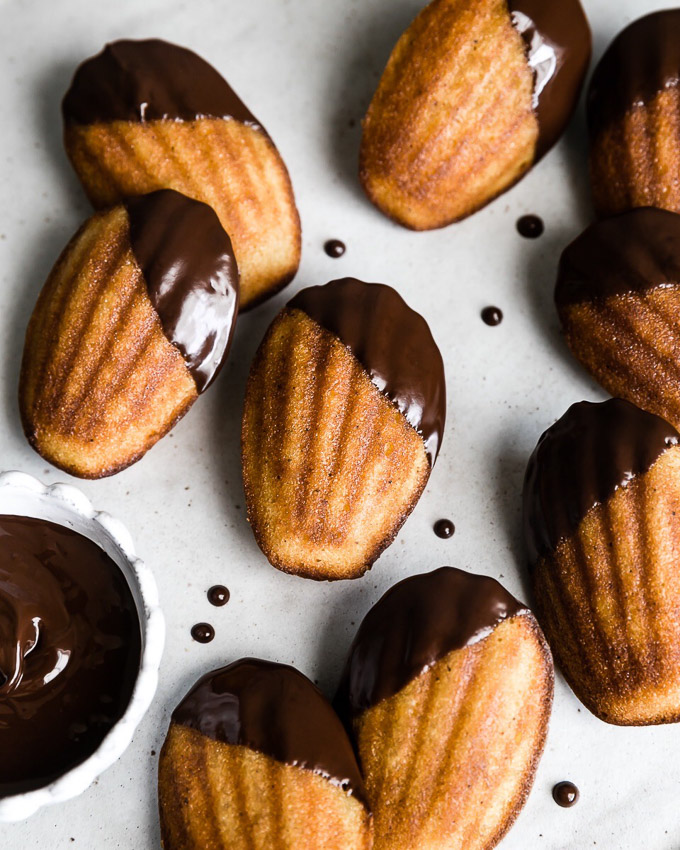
[433,519,455,539]
[552,781,579,808]
[517,214,544,239]
[481,306,503,326]
[208,585,230,607]
[191,623,215,644]
[324,239,346,258]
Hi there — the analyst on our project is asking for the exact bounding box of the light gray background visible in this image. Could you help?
[0,0,673,847]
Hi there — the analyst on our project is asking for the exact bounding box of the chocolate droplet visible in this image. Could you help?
[517,214,544,239]
[433,519,455,539]
[481,306,503,326]
[324,239,346,258]
[553,781,579,807]
[207,585,230,607]
[191,623,215,644]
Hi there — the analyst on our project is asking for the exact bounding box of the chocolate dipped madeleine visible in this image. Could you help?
[241,278,446,581]
[62,39,301,309]
[556,208,680,430]
[524,398,680,725]
[335,567,553,850]
[588,11,680,218]
[360,0,591,229]
[159,659,372,850]
[20,189,238,478]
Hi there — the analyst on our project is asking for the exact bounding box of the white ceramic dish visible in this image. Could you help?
[0,471,165,823]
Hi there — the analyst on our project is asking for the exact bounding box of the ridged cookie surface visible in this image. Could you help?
[360,0,590,229]
[588,11,680,217]
[524,399,680,724]
[159,659,372,850]
[20,190,238,478]
[336,567,552,850]
[556,208,680,430]
[63,39,300,309]
[241,279,445,580]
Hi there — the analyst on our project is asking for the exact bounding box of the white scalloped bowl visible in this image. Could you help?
[0,471,165,822]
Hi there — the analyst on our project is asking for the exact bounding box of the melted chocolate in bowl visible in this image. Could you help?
[0,515,141,797]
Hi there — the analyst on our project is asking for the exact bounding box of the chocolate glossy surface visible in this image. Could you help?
[523,399,679,565]
[190,623,215,643]
[0,515,141,797]
[172,658,367,805]
[433,518,455,539]
[207,585,230,607]
[335,567,527,716]
[288,278,446,464]
[556,208,680,307]
[517,214,544,239]
[324,239,346,258]
[125,189,239,393]
[509,0,591,158]
[587,10,680,140]
[63,38,258,126]
[482,306,503,326]
[553,781,580,807]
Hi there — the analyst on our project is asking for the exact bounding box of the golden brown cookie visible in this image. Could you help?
[360,0,590,229]
[20,189,238,478]
[335,567,553,850]
[159,659,372,850]
[524,398,680,725]
[555,207,680,430]
[241,278,446,580]
[62,39,300,309]
[588,11,680,218]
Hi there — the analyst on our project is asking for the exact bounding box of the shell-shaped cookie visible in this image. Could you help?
[20,190,238,478]
[524,398,680,724]
[241,279,446,580]
[335,568,553,850]
[62,39,301,309]
[588,11,680,217]
[360,0,590,229]
[555,207,680,431]
[158,659,372,850]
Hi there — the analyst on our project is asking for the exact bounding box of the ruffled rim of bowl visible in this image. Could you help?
[0,471,165,822]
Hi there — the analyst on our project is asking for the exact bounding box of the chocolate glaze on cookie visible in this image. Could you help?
[587,10,680,141]
[172,658,368,806]
[62,39,259,127]
[335,567,527,717]
[0,515,141,797]
[556,208,680,307]
[125,190,239,393]
[288,279,446,464]
[509,0,591,158]
[523,399,679,565]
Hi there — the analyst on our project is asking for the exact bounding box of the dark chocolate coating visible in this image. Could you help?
[587,10,680,141]
[555,207,680,308]
[509,0,592,159]
[62,38,258,126]
[125,190,239,393]
[523,399,679,565]
[172,658,367,807]
[288,278,446,465]
[335,567,527,717]
[0,515,141,797]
